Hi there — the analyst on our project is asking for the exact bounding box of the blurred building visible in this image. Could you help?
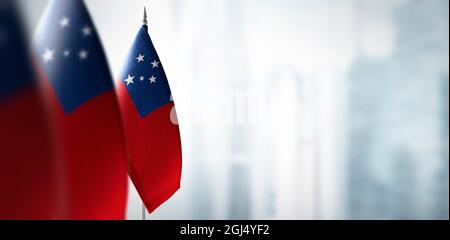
[346,0,449,219]
[436,75,449,219]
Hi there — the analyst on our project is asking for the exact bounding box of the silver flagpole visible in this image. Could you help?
[142,203,147,220]
[143,6,148,26]
[141,7,148,221]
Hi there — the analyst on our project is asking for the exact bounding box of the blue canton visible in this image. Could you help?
[35,0,114,113]
[121,25,172,118]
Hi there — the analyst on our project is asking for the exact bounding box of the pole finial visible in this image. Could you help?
[143,7,148,26]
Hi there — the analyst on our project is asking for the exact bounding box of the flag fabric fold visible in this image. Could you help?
[34,0,127,220]
[0,0,58,220]
[118,24,182,214]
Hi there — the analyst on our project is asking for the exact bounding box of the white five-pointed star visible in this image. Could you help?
[140,76,145,81]
[149,75,157,83]
[125,75,135,86]
[82,26,92,36]
[78,49,88,60]
[59,17,70,27]
[42,49,54,63]
[63,50,70,57]
[136,54,145,63]
[151,60,160,68]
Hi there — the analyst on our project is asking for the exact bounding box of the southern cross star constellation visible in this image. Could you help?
[124,53,160,86]
[41,16,92,63]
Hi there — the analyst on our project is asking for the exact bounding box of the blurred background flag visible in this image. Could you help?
[118,8,182,214]
[34,0,127,219]
[0,0,58,220]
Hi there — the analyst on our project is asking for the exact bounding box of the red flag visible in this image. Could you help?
[118,19,182,213]
[0,0,59,220]
[34,0,127,219]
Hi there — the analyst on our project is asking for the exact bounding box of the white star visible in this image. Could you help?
[59,17,70,27]
[42,49,54,63]
[63,50,70,57]
[149,75,157,83]
[125,75,135,86]
[140,76,145,81]
[82,26,92,36]
[151,60,160,68]
[78,49,88,60]
[136,54,145,63]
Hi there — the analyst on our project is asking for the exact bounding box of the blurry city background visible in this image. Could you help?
[16,0,449,219]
